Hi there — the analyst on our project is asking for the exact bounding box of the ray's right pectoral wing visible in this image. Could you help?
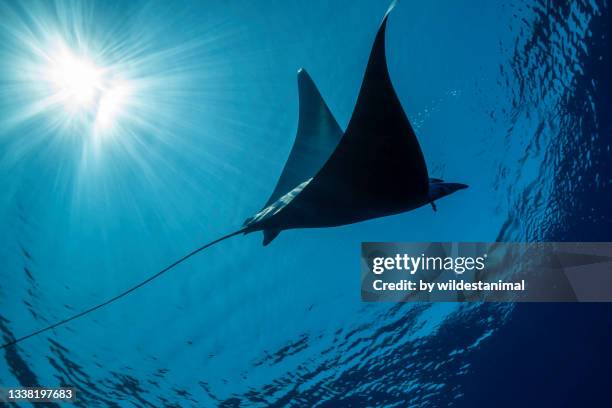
[281,3,430,219]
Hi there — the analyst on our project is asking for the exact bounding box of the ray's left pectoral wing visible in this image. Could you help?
[263,69,343,208]
[244,68,342,244]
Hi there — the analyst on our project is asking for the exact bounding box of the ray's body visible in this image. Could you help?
[244,6,466,244]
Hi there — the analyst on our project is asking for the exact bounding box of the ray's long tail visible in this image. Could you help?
[0,228,247,350]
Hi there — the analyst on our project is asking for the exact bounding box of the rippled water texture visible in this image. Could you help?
[1,1,610,406]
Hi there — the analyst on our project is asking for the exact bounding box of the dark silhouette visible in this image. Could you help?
[243,4,466,245]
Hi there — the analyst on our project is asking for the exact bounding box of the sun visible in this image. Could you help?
[40,43,132,132]
[45,48,104,111]
[5,0,206,153]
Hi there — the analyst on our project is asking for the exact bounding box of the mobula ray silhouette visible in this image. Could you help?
[1,3,467,349]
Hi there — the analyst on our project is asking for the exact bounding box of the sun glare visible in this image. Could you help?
[38,43,133,133]
[4,0,212,155]
[95,83,131,129]
[46,49,103,110]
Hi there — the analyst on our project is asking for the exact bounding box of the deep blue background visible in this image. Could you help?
[460,3,612,406]
[0,0,610,406]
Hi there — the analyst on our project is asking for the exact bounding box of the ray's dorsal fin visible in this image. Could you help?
[263,230,280,246]
[263,69,342,207]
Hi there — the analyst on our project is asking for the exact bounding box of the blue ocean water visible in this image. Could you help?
[0,0,610,406]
